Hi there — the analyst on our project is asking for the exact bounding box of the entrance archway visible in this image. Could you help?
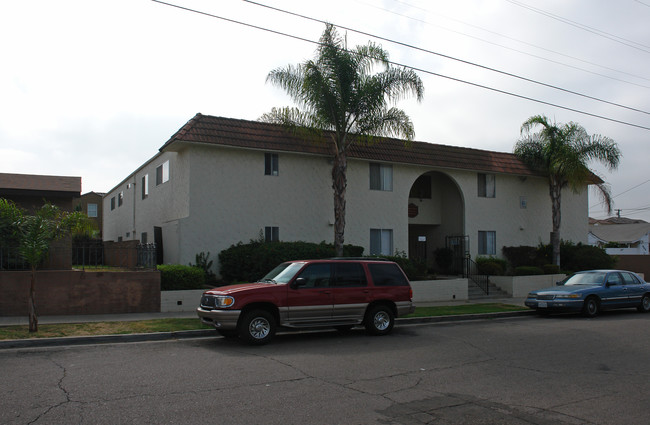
[407,171,464,273]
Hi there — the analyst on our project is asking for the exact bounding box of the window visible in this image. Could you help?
[478,231,496,255]
[370,229,393,256]
[409,175,431,199]
[621,272,641,285]
[156,160,169,185]
[118,191,124,207]
[333,262,367,287]
[87,203,98,218]
[265,226,279,242]
[368,263,409,286]
[141,232,148,244]
[296,264,331,288]
[142,174,149,199]
[265,153,279,176]
[478,173,495,198]
[110,197,115,210]
[370,163,393,191]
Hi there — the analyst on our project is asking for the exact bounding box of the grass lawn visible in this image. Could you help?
[0,303,527,341]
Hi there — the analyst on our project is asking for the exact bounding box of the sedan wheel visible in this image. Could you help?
[637,294,650,313]
[238,309,276,345]
[364,305,394,336]
[582,297,600,318]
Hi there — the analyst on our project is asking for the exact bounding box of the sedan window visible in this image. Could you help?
[621,272,641,285]
[606,273,622,286]
[564,272,606,285]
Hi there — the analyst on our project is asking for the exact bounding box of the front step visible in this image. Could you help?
[468,280,509,300]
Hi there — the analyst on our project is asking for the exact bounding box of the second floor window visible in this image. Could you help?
[265,226,279,242]
[370,163,392,191]
[87,203,98,218]
[478,173,495,198]
[118,192,124,207]
[265,153,279,176]
[110,197,115,210]
[156,160,169,185]
[142,174,149,199]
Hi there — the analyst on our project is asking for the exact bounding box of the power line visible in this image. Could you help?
[590,178,650,209]
[505,0,650,53]
[370,0,650,87]
[244,0,650,116]
[150,0,650,132]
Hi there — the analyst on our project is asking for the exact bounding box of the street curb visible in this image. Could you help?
[0,310,534,349]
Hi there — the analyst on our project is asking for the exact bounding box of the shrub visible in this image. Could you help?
[502,245,543,269]
[218,241,364,283]
[189,252,218,286]
[434,248,454,273]
[475,257,506,276]
[158,264,206,290]
[542,264,560,274]
[514,266,544,276]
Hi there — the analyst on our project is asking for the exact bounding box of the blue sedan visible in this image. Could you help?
[525,270,650,317]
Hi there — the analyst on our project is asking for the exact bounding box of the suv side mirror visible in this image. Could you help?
[292,277,307,289]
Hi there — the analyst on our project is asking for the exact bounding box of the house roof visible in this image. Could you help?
[160,113,539,177]
[0,172,81,194]
[589,223,650,244]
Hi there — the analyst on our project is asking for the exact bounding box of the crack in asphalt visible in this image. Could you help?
[27,357,73,425]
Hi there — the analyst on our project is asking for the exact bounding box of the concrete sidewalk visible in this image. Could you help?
[0,298,528,326]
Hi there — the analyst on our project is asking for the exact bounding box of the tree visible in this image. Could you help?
[6,201,93,332]
[514,115,621,267]
[261,24,424,256]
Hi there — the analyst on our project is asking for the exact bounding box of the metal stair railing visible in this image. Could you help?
[464,255,489,295]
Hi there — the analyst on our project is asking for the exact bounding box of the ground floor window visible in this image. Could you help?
[478,231,496,255]
[265,226,279,242]
[370,229,393,256]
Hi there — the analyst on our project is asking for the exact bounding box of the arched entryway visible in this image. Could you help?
[407,171,464,272]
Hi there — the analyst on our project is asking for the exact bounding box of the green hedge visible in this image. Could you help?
[476,257,507,276]
[514,266,544,276]
[158,264,206,290]
[218,241,364,283]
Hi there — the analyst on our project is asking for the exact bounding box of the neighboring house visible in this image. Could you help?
[103,113,590,275]
[0,172,82,269]
[73,191,106,237]
[0,172,81,213]
[589,221,650,256]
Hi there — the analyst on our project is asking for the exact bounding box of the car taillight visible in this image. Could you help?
[409,288,413,299]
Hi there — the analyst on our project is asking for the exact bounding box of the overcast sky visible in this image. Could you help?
[1,0,649,222]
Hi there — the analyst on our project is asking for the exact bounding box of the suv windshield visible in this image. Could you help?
[564,272,606,286]
[260,262,305,284]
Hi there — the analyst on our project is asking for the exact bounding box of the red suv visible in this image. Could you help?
[197,259,415,344]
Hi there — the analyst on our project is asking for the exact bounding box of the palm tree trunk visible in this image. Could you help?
[550,181,562,267]
[332,150,347,257]
[28,265,38,333]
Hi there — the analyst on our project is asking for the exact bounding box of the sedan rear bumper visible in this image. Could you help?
[525,298,583,312]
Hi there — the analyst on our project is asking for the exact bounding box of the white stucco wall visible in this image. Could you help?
[104,140,591,275]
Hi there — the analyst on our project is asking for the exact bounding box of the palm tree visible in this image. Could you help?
[261,24,424,256]
[514,115,621,267]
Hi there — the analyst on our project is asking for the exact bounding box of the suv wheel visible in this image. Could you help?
[238,309,276,345]
[365,305,394,336]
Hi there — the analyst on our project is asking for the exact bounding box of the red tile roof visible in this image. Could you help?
[0,172,81,194]
[160,113,538,176]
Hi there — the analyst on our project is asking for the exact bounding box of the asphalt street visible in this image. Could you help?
[2,310,649,425]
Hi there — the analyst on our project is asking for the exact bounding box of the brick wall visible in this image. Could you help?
[615,256,650,280]
[0,270,160,316]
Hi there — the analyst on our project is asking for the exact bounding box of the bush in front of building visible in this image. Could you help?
[218,241,364,284]
[475,257,507,276]
[503,242,615,274]
[158,264,206,290]
[514,266,545,276]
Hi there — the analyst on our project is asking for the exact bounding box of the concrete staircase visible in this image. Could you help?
[468,280,510,300]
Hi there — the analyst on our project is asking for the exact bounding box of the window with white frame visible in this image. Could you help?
[142,174,149,199]
[478,231,496,255]
[110,197,115,210]
[478,173,495,198]
[118,191,124,207]
[156,160,169,185]
[265,153,279,176]
[87,203,98,218]
[370,229,393,256]
[265,226,279,242]
[369,163,393,191]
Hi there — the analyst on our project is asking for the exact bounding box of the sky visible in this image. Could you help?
[1,0,649,222]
